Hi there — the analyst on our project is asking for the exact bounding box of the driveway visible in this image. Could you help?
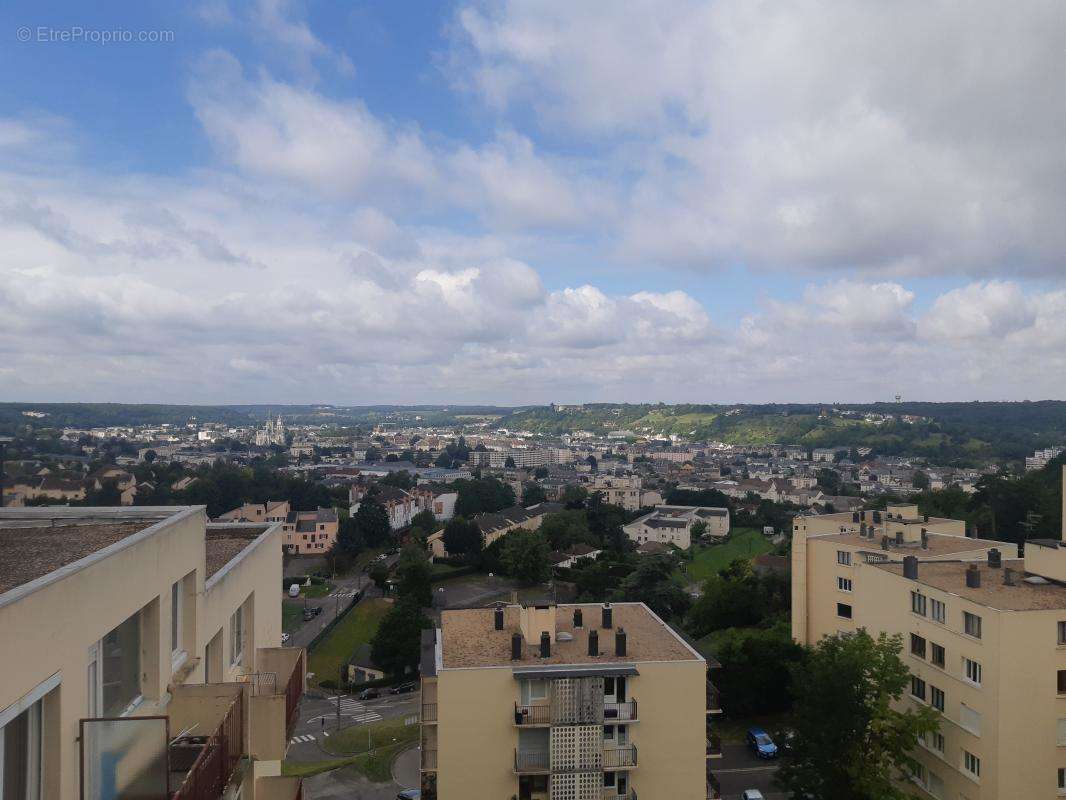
[712,743,786,800]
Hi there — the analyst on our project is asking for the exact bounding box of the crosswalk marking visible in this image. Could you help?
[290,734,315,744]
[329,590,359,598]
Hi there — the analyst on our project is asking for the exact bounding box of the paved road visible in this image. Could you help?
[285,565,378,650]
[287,691,420,760]
[712,743,785,799]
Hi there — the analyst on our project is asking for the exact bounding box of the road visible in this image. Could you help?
[712,743,786,799]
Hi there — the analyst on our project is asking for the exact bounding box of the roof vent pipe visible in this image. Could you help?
[1003,567,1016,586]
[903,555,918,580]
[540,631,551,658]
[588,628,599,656]
[602,603,613,629]
[574,608,583,628]
[880,535,889,551]
[494,606,504,631]
[965,564,981,588]
[920,529,929,550]
[511,633,522,661]
[615,628,627,657]
[988,548,1002,568]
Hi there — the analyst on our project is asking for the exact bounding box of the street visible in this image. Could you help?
[713,743,786,800]
[287,690,420,758]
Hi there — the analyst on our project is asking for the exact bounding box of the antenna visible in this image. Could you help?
[1021,510,1043,545]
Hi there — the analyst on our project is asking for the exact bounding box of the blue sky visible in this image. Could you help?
[1,1,1064,404]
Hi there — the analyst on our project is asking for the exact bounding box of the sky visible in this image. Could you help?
[1,1,1065,405]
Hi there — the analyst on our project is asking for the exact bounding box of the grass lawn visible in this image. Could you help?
[683,528,773,584]
[281,602,303,635]
[308,598,391,687]
[322,716,420,758]
[280,746,406,781]
[429,562,466,579]
[298,581,335,599]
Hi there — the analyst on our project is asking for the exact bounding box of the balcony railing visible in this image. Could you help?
[602,789,637,800]
[603,745,637,769]
[285,650,306,736]
[423,702,438,722]
[706,733,722,759]
[514,749,551,773]
[603,700,638,722]
[514,703,552,725]
[706,681,721,714]
[706,771,721,799]
[172,691,245,800]
[421,748,438,771]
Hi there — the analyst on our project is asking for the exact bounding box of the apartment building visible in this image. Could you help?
[585,475,663,512]
[216,500,339,555]
[350,483,433,530]
[623,505,730,550]
[426,502,562,558]
[0,506,305,800]
[419,602,717,800]
[791,486,1066,799]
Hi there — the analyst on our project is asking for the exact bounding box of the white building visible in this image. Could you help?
[623,505,731,550]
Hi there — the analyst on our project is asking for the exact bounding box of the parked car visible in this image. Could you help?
[357,688,382,701]
[288,584,300,598]
[396,790,420,800]
[280,632,290,644]
[746,727,778,759]
[741,791,765,800]
[302,608,315,621]
[389,681,417,695]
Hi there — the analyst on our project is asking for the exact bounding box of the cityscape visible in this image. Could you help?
[3,2,1066,800]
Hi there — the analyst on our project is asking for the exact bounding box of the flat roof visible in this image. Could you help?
[810,531,1004,557]
[205,525,271,579]
[439,602,701,669]
[0,508,193,596]
[874,559,1066,611]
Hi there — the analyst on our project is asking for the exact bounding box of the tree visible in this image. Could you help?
[912,470,931,490]
[453,477,516,517]
[686,561,789,637]
[711,624,806,716]
[434,451,453,468]
[442,516,483,558]
[585,455,598,472]
[521,482,547,506]
[776,631,939,800]
[335,516,365,557]
[143,449,157,464]
[409,509,438,536]
[363,445,381,462]
[690,520,708,539]
[560,485,588,509]
[505,455,517,469]
[534,466,549,479]
[367,560,390,593]
[395,543,432,607]
[614,554,690,620]
[499,528,552,583]
[380,470,415,490]
[816,467,842,495]
[370,599,432,676]
[539,510,594,550]
[353,490,392,548]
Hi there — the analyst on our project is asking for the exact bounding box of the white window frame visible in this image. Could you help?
[0,697,43,800]
[230,606,244,667]
[522,679,548,704]
[90,613,144,717]
[837,576,853,593]
[837,550,852,566]
[930,598,946,624]
[963,611,982,640]
[911,591,927,617]
[962,749,980,781]
[963,657,982,687]
[171,579,186,669]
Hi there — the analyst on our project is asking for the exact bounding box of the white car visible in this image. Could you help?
[288,583,300,597]
[741,791,765,800]
[281,633,290,644]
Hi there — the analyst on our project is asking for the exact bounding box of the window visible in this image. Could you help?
[836,603,852,619]
[521,679,548,704]
[963,611,982,639]
[837,576,853,592]
[929,731,945,754]
[959,703,982,735]
[1058,670,1066,695]
[0,699,43,800]
[837,550,852,566]
[910,634,927,659]
[930,598,945,624]
[962,750,980,779]
[930,685,945,712]
[171,579,184,658]
[931,642,945,668]
[910,676,926,701]
[963,657,981,686]
[230,606,244,667]
[1059,621,1066,645]
[1059,767,1066,794]
[94,610,142,716]
[911,591,927,616]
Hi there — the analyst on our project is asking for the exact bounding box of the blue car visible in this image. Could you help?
[746,727,778,759]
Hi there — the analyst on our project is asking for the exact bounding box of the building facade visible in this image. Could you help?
[0,506,305,800]
[791,488,1066,799]
[623,505,730,550]
[419,602,716,800]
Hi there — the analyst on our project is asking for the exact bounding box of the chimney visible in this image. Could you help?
[860,510,866,521]
[511,633,522,661]
[859,522,867,538]
[573,608,583,628]
[880,535,889,551]
[895,531,903,546]
[602,602,613,629]
[588,628,599,656]
[988,548,1002,568]
[920,529,928,550]
[494,606,504,630]
[540,631,551,658]
[923,514,929,523]
[903,555,918,580]
[615,627,627,657]
[852,511,860,523]
[965,564,981,588]
[1004,566,1016,586]
[872,510,882,524]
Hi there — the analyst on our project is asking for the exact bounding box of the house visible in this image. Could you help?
[281,508,339,555]
[347,643,386,685]
[556,543,602,568]
[623,505,731,550]
[431,490,458,521]
[350,483,434,530]
[426,502,563,558]
[215,500,291,524]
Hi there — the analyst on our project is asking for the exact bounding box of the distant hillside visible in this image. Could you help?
[497,402,1066,464]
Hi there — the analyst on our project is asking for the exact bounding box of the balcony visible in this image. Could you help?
[514,749,551,774]
[422,747,438,771]
[706,681,722,715]
[603,788,637,800]
[170,685,246,800]
[514,703,552,726]
[706,732,722,759]
[244,647,306,761]
[255,775,304,800]
[602,745,637,770]
[603,700,638,722]
[423,702,438,723]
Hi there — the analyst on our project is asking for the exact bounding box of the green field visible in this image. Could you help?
[683,528,773,584]
[307,598,390,687]
[298,581,334,598]
[283,716,421,780]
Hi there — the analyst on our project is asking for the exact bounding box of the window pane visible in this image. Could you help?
[102,611,141,715]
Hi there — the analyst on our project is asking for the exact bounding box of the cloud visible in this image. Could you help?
[451,0,1066,276]
[919,281,1036,341]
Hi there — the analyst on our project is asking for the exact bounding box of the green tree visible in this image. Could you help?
[533,466,549,479]
[353,490,392,548]
[777,631,939,800]
[395,543,432,607]
[442,516,483,558]
[453,477,516,517]
[335,516,365,557]
[710,624,806,716]
[380,470,415,490]
[521,481,547,506]
[614,554,690,620]
[370,599,432,676]
[410,509,438,536]
[539,510,593,550]
[367,560,390,593]
[499,528,552,583]
[690,519,708,539]
[912,470,931,490]
[363,445,381,462]
[560,485,588,509]
[686,561,789,637]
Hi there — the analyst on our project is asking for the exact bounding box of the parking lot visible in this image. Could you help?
[712,743,786,800]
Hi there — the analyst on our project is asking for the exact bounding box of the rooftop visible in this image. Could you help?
[874,558,1066,611]
[810,530,1003,557]
[439,602,700,669]
[205,525,271,579]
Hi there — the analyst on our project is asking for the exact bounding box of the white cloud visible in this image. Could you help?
[919,281,1036,341]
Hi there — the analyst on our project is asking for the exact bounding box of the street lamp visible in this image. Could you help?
[0,436,13,508]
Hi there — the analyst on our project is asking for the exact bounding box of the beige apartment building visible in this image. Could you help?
[419,601,720,800]
[0,505,305,800]
[216,500,339,555]
[792,482,1066,799]
[585,476,663,512]
[623,505,730,550]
